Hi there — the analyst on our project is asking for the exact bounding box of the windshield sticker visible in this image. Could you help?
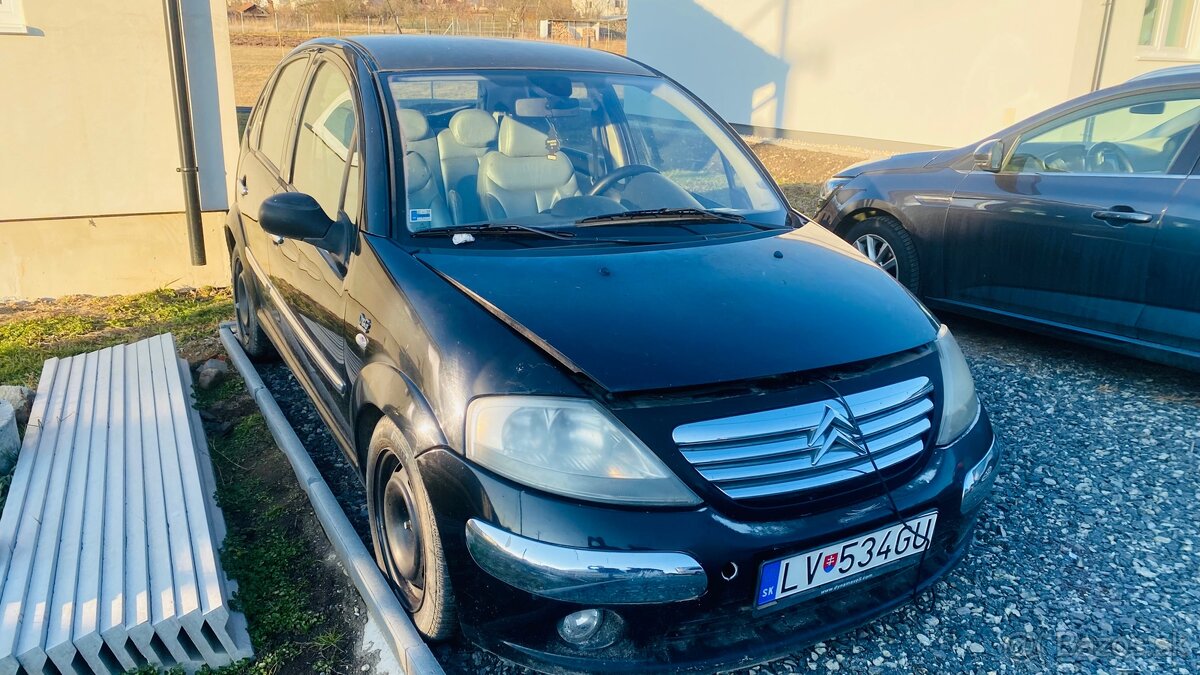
[409,208,432,224]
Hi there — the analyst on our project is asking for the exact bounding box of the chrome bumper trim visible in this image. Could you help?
[961,436,1001,513]
[464,519,707,604]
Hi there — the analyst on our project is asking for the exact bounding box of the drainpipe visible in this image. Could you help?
[163,0,206,266]
[1091,0,1116,91]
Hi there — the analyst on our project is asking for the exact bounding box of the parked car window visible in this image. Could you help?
[384,69,784,234]
[616,84,745,207]
[257,58,307,172]
[292,63,359,224]
[1006,90,1200,174]
[390,78,481,117]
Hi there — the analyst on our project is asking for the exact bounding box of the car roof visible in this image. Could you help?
[340,35,655,76]
[1127,64,1200,83]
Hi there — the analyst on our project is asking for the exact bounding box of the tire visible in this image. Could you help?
[230,249,275,361]
[366,417,457,640]
[844,215,920,294]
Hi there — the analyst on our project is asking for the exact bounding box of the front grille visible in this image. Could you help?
[672,377,934,501]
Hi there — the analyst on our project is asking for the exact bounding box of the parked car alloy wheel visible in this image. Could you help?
[844,215,920,292]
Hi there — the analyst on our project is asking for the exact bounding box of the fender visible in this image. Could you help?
[824,192,914,236]
[352,360,449,469]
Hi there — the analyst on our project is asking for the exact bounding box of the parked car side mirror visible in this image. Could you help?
[259,192,347,253]
[973,139,1005,173]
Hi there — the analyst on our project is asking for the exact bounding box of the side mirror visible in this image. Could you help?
[259,192,345,252]
[973,139,1005,173]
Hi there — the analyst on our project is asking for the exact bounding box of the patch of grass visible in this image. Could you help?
[309,630,346,674]
[194,375,244,409]
[0,287,232,387]
[201,410,353,674]
[212,416,322,645]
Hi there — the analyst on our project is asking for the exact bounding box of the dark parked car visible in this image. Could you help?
[227,36,999,673]
[816,67,1200,372]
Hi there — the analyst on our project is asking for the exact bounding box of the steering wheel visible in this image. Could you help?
[587,164,660,196]
[1086,142,1134,173]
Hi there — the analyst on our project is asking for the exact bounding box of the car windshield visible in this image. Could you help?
[383,69,787,236]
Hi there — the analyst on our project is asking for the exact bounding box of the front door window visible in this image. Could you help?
[1006,91,1200,175]
[292,63,360,226]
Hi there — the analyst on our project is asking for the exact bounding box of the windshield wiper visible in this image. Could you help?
[413,223,577,241]
[575,207,768,228]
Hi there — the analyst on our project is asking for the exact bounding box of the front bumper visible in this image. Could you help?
[418,408,996,674]
[465,519,707,604]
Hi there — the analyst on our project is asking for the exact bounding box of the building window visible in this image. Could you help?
[1140,0,1198,56]
[0,0,27,34]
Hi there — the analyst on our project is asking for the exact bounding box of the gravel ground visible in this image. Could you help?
[259,317,1200,674]
[260,362,370,543]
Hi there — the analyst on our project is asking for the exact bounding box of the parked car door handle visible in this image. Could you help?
[1092,208,1153,225]
[239,176,249,196]
[271,235,284,245]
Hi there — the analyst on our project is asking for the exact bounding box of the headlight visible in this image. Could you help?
[465,396,701,506]
[934,325,980,445]
[819,176,851,203]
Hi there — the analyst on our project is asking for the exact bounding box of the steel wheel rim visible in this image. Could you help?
[854,234,899,277]
[374,450,426,610]
[233,262,252,336]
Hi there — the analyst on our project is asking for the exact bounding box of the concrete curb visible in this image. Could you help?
[218,323,444,675]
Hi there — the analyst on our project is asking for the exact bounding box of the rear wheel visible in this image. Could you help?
[844,215,920,293]
[230,249,275,360]
[366,417,456,640]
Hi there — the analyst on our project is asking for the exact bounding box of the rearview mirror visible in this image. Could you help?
[513,97,582,118]
[259,192,346,253]
[973,139,1005,173]
[1130,101,1165,115]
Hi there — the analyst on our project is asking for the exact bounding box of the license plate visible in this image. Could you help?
[755,512,938,608]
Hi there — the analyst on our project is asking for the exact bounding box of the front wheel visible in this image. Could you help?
[365,417,457,640]
[844,215,920,293]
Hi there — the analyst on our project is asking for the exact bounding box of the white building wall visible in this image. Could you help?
[629,0,1102,149]
[0,0,237,298]
[0,0,238,221]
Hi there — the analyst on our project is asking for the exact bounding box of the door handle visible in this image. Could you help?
[271,235,284,245]
[1091,208,1153,225]
[238,176,249,196]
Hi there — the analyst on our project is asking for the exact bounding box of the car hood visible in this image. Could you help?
[416,225,937,393]
[837,148,957,178]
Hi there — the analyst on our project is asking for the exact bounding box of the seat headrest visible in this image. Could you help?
[397,109,431,141]
[405,151,433,189]
[449,109,499,148]
[498,117,553,158]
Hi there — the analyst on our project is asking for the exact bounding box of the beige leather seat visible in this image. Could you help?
[396,109,443,195]
[477,117,580,220]
[436,109,498,224]
[404,152,450,231]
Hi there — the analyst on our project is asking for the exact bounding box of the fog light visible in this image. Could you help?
[557,609,623,650]
[961,440,1001,513]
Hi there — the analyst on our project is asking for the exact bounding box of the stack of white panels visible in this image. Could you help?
[0,334,253,674]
